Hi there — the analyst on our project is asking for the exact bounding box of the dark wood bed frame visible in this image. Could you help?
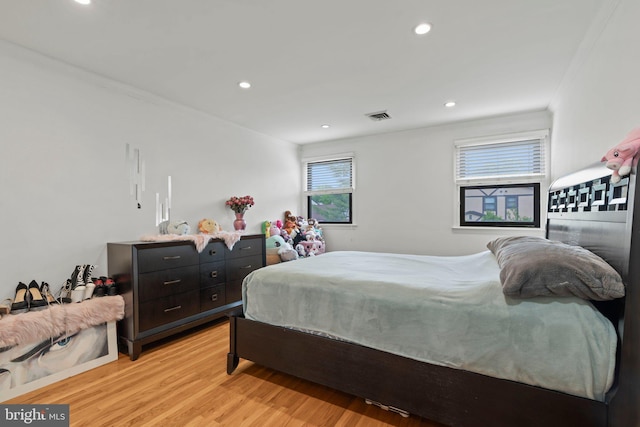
[227,162,639,427]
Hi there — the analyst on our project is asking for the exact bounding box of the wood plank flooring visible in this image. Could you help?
[6,320,446,427]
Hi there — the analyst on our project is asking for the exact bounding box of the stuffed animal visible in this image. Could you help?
[265,235,298,263]
[265,234,284,265]
[283,211,298,236]
[295,243,306,258]
[280,229,291,243]
[198,218,220,234]
[269,222,281,237]
[262,220,272,238]
[266,235,286,250]
[297,216,309,231]
[167,220,190,235]
[277,241,298,262]
[602,128,640,183]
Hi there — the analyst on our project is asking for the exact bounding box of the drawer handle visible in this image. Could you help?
[211,294,218,302]
[210,271,218,278]
[241,264,253,269]
[240,246,252,250]
[164,305,182,313]
[163,279,181,285]
[163,255,181,260]
[209,249,217,255]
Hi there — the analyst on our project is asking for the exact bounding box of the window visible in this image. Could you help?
[305,156,354,224]
[455,130,548,228]
[460,183,541,227]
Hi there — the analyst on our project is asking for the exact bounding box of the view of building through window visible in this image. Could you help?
[460,184,539,226]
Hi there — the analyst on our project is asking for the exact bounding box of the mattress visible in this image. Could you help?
[242,250,617,401]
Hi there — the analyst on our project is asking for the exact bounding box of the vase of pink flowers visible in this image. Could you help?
[225,195,254,231]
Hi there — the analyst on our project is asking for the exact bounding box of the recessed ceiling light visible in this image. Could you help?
[75,0,91,5]
[414,23,432,35]
[444,101,456,108]
[321,124,330,129]
[238,81,251,89]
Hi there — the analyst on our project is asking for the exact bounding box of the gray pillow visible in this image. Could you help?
[487,236,625,301]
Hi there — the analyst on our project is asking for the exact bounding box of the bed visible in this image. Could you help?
[227,162,640,427]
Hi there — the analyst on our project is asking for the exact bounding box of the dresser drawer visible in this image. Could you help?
[199,241,225,264]
[200,285,226,312]
[228,238,262,259]
[138,290,200,332]
[226,255,263,282]
[138,265,199,302]
[137,244,199,273]
[200,261,226,288]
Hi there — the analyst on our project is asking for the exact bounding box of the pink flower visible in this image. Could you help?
[225,195,255,213]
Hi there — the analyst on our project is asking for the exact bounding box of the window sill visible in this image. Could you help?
[318,223,357,229]
[452,225,544,233]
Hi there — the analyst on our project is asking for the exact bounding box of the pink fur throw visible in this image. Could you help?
[0,296,124,348]
[140,231,243,252]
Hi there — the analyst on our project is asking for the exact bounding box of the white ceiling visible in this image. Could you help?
[0,0,607,144]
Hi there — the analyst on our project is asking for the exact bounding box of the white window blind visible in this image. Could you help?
[306,157,353,195]
[455,136,546,182]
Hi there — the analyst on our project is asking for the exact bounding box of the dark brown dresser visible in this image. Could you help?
[107,234,265,360]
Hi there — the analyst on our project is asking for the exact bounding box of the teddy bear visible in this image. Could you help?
[602,128,640,183]
[283,211,299,237]
[198,218,221,234]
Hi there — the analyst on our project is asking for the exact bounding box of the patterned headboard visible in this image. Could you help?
[546,163,635,280]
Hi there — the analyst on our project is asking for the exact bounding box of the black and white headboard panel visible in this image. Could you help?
[546,162,636,280]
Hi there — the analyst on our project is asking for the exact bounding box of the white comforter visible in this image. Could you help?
[243,250,617,401]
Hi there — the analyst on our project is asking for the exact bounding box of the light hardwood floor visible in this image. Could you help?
[6,320,445,427]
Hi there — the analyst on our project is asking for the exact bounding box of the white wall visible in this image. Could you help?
[303,0,640,257]
[550,0,639,178]
[301,110,551,256]
[0,40,300,300]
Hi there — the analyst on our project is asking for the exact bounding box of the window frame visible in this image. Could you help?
[303,154,355,225]
[454,130,549,229]
[459,183,541,228]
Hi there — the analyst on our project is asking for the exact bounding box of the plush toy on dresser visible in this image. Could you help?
[198,218,221,234]
[158,220,191,235]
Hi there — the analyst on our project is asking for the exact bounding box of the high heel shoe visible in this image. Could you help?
[40,282,59,305]
[10,282,29,314]
[28,280,48,311]
[58,279,72,303]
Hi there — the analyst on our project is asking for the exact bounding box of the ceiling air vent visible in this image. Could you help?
[365,110,391,121]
